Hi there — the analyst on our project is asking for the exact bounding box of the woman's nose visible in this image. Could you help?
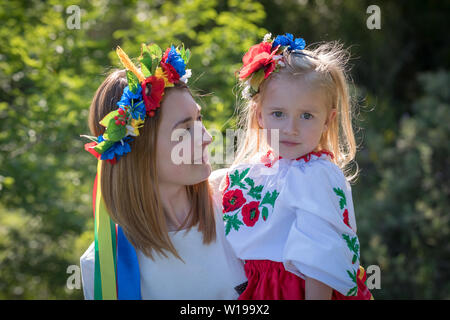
[202,126,213,147]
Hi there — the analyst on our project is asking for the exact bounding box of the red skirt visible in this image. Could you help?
[238,260,373,300]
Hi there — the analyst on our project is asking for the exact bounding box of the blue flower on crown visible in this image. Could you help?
[272,33,306,51]
[98,135,134,161]
[166,46,186,78]
[129,100,146,121]
[117,85,143,108]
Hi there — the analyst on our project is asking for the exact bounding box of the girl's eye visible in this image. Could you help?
[301,113,313,120]
[271,111,283,118]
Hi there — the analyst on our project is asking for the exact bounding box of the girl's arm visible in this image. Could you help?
[305,276,332,300]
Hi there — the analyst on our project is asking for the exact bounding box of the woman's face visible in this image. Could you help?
[156,88,212,187]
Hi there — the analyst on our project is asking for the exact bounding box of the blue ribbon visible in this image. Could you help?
[117,226,142,299]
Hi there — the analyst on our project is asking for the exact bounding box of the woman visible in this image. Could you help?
[80,44,246,299]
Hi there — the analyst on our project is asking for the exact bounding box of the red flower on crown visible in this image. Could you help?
[141,76,165,114]
[160,62,180,83]
[239,42,280,81]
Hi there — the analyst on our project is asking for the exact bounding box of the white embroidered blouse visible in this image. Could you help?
[218,150,362,297]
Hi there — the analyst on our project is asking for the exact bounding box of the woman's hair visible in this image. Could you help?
[234,41,358,181]
[88,69,216,260]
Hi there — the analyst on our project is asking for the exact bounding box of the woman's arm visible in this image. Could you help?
[305,276,332,300]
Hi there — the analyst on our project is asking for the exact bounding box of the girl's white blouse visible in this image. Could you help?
[79,192,247,300]
[219,152,362,296]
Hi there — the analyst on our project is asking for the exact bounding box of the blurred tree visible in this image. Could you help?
[357,71,450,299]
[0,0,448,299]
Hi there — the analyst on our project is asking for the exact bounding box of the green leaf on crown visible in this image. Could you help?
[179,45,191,64]
[139,44,154,78]
[99,110,120,128]
[127,70,140,94]
[147,43,162,75]
[102,118,127,142]
[250,68,265,92]
[93,139,115,154]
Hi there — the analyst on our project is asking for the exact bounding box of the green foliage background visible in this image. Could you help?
[0,0,448,299]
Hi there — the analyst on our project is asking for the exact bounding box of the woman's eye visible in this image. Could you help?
[272,111,283,118]
[301,113,313,120]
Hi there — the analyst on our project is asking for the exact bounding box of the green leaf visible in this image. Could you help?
[126,71,140,94]
[93,140,115,154]
[333,187,347,209]
[262,206,269,221]
[148,43,162,59]
[99,110,120,128]
[229,168,250,189]
[260,189,279,208]
[103,118,127,142]
[245,177,263,200]
[249,69,265,91]
[139,46,153,78]
[346,269,357,284]
[346,286,358,297]
[223,213,243,235]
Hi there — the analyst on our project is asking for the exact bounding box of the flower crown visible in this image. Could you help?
[82,43,192,164]
[239,33,306,99]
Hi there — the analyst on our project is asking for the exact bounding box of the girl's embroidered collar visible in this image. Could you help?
[260,149,334,168]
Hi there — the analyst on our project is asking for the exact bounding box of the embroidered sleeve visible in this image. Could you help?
[281,160,361,296]
[208,168,229,207]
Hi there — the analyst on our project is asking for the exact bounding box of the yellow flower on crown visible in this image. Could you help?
[155,67,175,88]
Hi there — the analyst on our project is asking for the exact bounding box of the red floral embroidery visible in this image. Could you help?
[295,150,334,162]
[241,201,260,227]
[222,173,230,195]
[141,76,165,114]
[239,42,280,80]
[260,150,334,167]
[222,189,246,213]
[343,209,351,228]
[260,150,281,168]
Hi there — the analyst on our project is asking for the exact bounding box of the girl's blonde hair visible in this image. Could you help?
[89,69,216,261]
[234,41,358,181]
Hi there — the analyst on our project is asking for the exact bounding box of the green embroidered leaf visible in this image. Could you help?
[342,233,360,260]
[262,206,269,221]
[126,70,140,94]
[333,187,347,209]
[260,190,280,208]
[347,269,357,284]
[229,168,249,189]
[245,177,263,200]
[346,286,358,297]
[103,118,127,142]
[223,213,243,235]
[352,254,358,264]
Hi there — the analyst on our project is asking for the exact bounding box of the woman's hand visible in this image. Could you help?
[305,276,332,300]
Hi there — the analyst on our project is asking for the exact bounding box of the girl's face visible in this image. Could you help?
[257,75,336,160]
[156,88,212,187]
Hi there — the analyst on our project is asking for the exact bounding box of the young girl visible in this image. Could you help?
[218,33,373,299]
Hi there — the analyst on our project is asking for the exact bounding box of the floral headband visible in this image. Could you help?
[82,43,192,164]
[239,33,306,99]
